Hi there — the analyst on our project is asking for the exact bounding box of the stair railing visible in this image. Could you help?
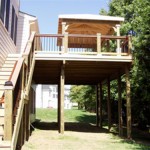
[3,32,36,150]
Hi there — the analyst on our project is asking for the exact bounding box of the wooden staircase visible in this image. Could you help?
[0,54,20,149]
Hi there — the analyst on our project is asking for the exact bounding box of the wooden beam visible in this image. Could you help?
[59,63,65,134]
[116,24,121,55]
[97,33,101,54]
[64,32,68,53]
[107,78,111,131]
[96,83,103,128]
[99,82,103,128]
[26,102,30,141]
[57,84,60,129]
[96,84,100,127]
[4,83,13,140]
[118,73,123,136]
[125,66,131,139]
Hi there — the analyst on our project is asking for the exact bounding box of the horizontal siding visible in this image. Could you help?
[0,20,17,68]
[16,14,30,53]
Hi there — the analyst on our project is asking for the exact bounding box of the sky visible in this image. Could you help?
[20,0,109,34]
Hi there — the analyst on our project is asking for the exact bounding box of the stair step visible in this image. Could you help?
[2,64,14,68]
[1,68,13,72]
[4,61,16,64]
[0,76,9,80]
[0,141,11,150]
[6,57,19,61]
[0,117,4,125]
[0,80,7,85]
[0,72,11,76]
[0,108,4,116]
[8,54,21,58]
[0,85,4,89]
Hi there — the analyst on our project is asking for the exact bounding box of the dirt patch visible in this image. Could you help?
[22,122,150,150]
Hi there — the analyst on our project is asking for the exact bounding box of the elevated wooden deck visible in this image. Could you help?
[33,34,132,85]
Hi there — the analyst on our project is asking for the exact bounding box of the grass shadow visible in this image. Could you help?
[75,114,96,124]
[33,120,109,134]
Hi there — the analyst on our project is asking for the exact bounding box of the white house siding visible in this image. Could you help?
[35,85,72,109]
[0,20,16,68]
[36,84,43,108]
[16,12,39,53]
[16,13,30,53]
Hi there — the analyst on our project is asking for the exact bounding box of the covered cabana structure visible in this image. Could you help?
[34,14,132,138]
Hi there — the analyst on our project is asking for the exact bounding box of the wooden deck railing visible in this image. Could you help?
[34,33,131,56]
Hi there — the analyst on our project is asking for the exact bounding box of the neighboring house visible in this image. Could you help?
[36,84,73,109]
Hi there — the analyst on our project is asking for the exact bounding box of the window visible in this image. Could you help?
[11,6,18,45]
[11,6,14,38]
[0,0,10,30]
[5,0,10,30]
[0,0,6,22]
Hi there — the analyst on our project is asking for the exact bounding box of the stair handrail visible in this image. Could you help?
[10,32,36,150]
[9,57,24,88]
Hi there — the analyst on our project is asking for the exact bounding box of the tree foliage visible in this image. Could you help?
[70,0,150,129]
[108,0,150,128]
[69,85,96,112]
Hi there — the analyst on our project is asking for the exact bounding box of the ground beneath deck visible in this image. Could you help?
[21,109,150,150]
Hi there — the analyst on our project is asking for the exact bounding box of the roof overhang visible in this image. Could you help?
[58,14,124,35]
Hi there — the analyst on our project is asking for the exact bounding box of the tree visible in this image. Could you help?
[69,85,96,112]
[108,0,150,129]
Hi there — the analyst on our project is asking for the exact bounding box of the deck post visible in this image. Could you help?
[57,84,60,128]
[128,35,132,55]
[25,102,30,141]
[107,78,111,131]
[96,83,103,128]
[64,32,68,53]
[62,22,66,34]
[59,62,65,134]
[125,66,131,139]
[118,73,123,136]
[4,82,13,140]
[97,33,101,55]
[96,84,100,127]
[116,24,121,55]
[100,82,103,128]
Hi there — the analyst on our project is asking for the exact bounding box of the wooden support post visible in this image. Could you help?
[107,78,111,131]
[4,82,13,140]
[59,62,65,134]
[128,35,132,55]
[96,84,100,127]
[96,83,103,128]
[99,82,103,128]
[24,104,27,141]
[26,102,30,141]
[97,33,101,54]
[125,66,131,139]
[17,116,23,149]
[57,84,60,129]
[118,74,123,136]
[62,22,66,34]
[64,32,68,53]
[116,24,121,55]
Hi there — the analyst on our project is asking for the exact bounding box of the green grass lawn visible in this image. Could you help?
[34,108,150,150]
[36,107,96,123]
